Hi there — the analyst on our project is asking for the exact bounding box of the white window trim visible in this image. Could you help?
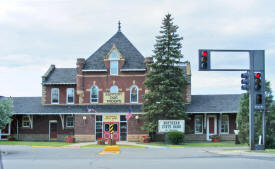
[90,85,99,104]
[194,115,203,134]
[66,88,75,104]
[110,60,118,75]
[51,88,59,104]
[130,85,138,103]
[220,115,229,134]
[66,116,74,128]
[22,115,33,128]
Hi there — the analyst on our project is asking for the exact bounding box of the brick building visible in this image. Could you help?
[0,25,240,142]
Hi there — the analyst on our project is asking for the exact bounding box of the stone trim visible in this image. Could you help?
[74,134,95,142]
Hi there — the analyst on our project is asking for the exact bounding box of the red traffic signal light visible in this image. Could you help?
[201,51,208,69]
[254,72,262,91]
[202,51,208,57]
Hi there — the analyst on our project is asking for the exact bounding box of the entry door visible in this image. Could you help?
[50,122,57,140]
[103,122,120,141]
[207,116,217,141]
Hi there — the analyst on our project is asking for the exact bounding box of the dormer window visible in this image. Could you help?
[109,50,120,76]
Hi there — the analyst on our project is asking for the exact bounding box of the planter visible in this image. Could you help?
[212,138,220,142]
[140,139,150,143]
[97,141,105,145]
[8,138,16,141]
[66,137,75,143]
[108,140,116,145]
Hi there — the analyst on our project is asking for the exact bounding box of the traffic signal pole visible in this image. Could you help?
[198,49,265,150]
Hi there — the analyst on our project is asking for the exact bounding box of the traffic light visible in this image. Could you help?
[254,72,262,91]
[241,72,249,90]
[199,50,210,70]
[256,94,262,105]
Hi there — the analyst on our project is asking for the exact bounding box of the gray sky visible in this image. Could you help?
[0,0,274,97]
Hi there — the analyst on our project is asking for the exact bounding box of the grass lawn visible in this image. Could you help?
[81,144,145,148]
[137,141,247,147]
[0,141,73,147]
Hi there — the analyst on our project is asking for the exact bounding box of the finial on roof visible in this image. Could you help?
[118,20,121,32]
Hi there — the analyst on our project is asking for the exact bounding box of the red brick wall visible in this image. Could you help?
[16,115,74,135]
[74,115,95,135]
[127,115,147,135]
[45,85,78,104]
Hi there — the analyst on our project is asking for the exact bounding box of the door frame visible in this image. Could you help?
[206,115,217,141]
[48,120,57,141]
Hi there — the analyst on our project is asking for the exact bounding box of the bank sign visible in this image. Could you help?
[158,120,185,133]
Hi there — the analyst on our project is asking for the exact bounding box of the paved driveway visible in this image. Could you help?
[1,145,275,169]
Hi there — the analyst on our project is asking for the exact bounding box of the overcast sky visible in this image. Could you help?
[0,0,274,97]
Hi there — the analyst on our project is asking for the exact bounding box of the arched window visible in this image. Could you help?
[90,86,98,103]
[130,85,138,103]
[110,85,118,93]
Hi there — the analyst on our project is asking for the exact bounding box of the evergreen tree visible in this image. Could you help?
[0,98,13,129]
[142,14,187,133]
[236,81,275,148]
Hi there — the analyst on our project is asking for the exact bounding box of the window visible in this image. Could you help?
[194,115,203,134]
[90,86,98,103]
[110,61,118,75]
[96,115,103,140]
[110,85,118,93]
[66,88,74,104]
[22,116,30,128]
[110,50,119,59]
[130,85,138,103]
[120,115,127,141]
[51,88,59,104]
[66,116,74,128]
[221,115,229,134]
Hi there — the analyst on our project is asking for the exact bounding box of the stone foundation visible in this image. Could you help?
[185,134,206,141]
[127,134,148,142]
[19,134,66,141]
[74,134,95,142]
[220,134,235,141]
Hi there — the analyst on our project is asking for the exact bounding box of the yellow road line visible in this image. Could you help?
[169,147,185,148]
[98,151,120,155]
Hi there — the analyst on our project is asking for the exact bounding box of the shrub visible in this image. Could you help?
[167,131,184,145]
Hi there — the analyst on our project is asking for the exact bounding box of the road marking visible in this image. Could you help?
[169,147,185,148]
[98,151,120,155]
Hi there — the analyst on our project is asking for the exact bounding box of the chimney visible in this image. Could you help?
[76,58,85,104]
[144,57,153,72]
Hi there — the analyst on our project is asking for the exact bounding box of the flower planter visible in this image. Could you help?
[108,140,116,145]
[97,141,105,145]
[8,138,16,141]
[212,138,220,142]
[66,137,75,143]
[140,139,150,143]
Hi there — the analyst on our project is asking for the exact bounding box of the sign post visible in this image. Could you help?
[110,124,113,146]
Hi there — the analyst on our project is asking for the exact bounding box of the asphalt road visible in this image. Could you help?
[1,146,275,169]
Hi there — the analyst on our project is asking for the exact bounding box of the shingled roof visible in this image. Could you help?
[43,68,77,85]
[11,94,242,115]
[186,94,242,113]
[83,31,146,70]
[12,97,142,114]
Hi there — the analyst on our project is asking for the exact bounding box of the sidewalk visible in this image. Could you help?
[64,141,165,148]
[209,149,275,157]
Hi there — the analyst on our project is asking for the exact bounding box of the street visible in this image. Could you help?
[1,146,275,169]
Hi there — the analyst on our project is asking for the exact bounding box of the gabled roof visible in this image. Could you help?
[83,31,146,70]
[186,94,242,113]
[43,68,77,85]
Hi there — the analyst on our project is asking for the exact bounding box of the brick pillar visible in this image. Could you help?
[76,58,85,104]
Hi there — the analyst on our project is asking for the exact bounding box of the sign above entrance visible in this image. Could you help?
[103,92,125,104]
[158,120,185,133]
[103,115,119,122]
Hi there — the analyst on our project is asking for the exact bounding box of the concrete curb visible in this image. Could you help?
[208,150,275,157]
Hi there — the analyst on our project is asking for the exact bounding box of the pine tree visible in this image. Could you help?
[236,80,275,148]
[142,14,187,133]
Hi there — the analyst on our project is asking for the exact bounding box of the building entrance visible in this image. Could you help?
[103,122,119,141]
